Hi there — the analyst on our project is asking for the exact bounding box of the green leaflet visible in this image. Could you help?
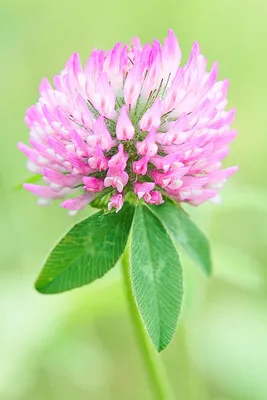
[35,203,134,294]
[131,205,183,352]
[148,201,212,275]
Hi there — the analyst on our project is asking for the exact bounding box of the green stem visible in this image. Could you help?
[121,247,176,400]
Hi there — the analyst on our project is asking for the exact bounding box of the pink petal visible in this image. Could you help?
[123,63,143,108]
[206,166,238,185]
[136,130,158,157]
[42,167,80,187]
[60,193,95,210]
[116,105,135,141]
[82,176,104,192]
[23,184,63,198]
[39,78,52,95]
[162,30,182,80]
[108,144,128,169]
[132,156,149,175]
[104,168,129,192]
[187,189,217,206]
[93,73,116,118]
[139,99,162,132]
[94,116,114,151]
[88,148,109,171]
[145,191,164,205]
[134,182,155,199]
[108,192,124,212]
[18,142,38,163]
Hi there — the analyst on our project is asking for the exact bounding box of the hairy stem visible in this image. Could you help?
[121,246,176,400]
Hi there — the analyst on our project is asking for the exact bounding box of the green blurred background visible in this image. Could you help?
[1,0,267,398]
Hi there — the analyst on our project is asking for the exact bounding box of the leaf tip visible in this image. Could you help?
[157,344,166,353]
[203,256,212,276]
[206,266,212,276]
[34,280,45,294]
[34,277,51,295]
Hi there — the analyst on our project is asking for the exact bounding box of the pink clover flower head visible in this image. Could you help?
[19,30,237,213]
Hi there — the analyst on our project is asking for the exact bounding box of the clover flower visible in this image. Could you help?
[19,30,237,214]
